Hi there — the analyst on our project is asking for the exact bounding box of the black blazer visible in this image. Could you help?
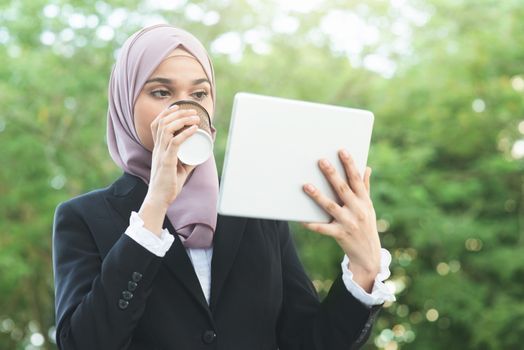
[52,172,382,350]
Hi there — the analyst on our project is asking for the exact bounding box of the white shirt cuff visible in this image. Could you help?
[341,248,396,307]
[124,211,174,257]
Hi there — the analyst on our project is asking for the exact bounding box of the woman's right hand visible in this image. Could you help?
[145,104,201,210]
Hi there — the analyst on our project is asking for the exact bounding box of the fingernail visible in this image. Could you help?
[340,149,349,159]
[304,184,315,192]
[320,159,330,167]
[168,104,179,110]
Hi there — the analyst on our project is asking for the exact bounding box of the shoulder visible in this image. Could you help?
[54,177,120,221]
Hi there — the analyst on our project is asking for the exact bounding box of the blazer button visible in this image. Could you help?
[202,330,216,344]
[118,299,129,310]
[132,272,143,282]
[122,291,133,300]
[128,281,138,292]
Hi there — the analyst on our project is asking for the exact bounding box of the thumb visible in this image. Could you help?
[364,167,371,196]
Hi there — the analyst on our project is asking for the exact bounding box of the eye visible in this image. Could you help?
[192,91,208,101]
[151,89,171,98]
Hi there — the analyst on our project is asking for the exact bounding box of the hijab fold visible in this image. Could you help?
[106,23,218,249]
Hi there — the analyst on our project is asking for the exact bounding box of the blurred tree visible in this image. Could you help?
[358,0,524,349]
[0,0,522,349]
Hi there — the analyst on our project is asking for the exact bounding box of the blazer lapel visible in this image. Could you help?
[162,218,212,317]
[209,214,247,311]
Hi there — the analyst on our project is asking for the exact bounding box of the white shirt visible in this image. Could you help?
[125,211,395,307]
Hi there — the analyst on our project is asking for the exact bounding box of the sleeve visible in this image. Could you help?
[52,201,164,350]
[125,211,174,257]
[275,220,382,350]
[340,248,396,307]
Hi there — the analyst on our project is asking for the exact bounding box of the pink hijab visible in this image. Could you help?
[106,23,218,249]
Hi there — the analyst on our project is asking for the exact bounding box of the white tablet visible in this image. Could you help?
[217,92,374,223]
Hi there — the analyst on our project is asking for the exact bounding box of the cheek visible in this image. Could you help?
[135,104,152,129]
[203,100,215,122]
[133,95,162,148]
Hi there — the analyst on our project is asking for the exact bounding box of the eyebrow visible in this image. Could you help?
[144,77,211,86]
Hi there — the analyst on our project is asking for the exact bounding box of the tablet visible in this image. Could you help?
[217,92,374,223]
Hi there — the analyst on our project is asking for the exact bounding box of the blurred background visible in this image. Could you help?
[0,0,523,349]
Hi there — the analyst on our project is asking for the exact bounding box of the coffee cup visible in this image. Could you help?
[169,100,214,166]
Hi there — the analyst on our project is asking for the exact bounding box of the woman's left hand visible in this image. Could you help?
[301,149,381,293]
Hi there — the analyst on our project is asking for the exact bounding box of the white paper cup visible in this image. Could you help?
[177,129,213,165]
[169,100,214,166]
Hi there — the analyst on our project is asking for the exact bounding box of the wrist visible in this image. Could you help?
[138,196,168,237]
[143,192,170,212]
[349,263,379,293]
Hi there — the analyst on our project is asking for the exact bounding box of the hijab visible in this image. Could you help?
[106,23,218,249]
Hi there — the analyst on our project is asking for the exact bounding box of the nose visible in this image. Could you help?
[167,92,198,107]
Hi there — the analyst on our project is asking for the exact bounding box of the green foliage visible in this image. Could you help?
[0,0,523,349]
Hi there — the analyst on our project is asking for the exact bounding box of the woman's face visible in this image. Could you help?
[133,47,214,152]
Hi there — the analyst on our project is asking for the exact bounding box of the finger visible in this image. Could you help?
[156,108,196,140]
[318,158,358,210]
[164,108,198,122]
[155,104,180,124]
[300,221,342,238]
[165,124,199,160]
[302,183,351,227]
[158,114,200,151]
[151,105,179,141]
[338,149,368,198]
[364,167,371,196]
[154,107,196,147]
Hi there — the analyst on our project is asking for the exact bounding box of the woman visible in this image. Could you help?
[52,23,395,350]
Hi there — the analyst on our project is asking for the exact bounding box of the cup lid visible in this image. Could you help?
[169,100,212,134]
[178,129,214,166]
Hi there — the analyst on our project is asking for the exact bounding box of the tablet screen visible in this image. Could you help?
[217,92,374,223]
